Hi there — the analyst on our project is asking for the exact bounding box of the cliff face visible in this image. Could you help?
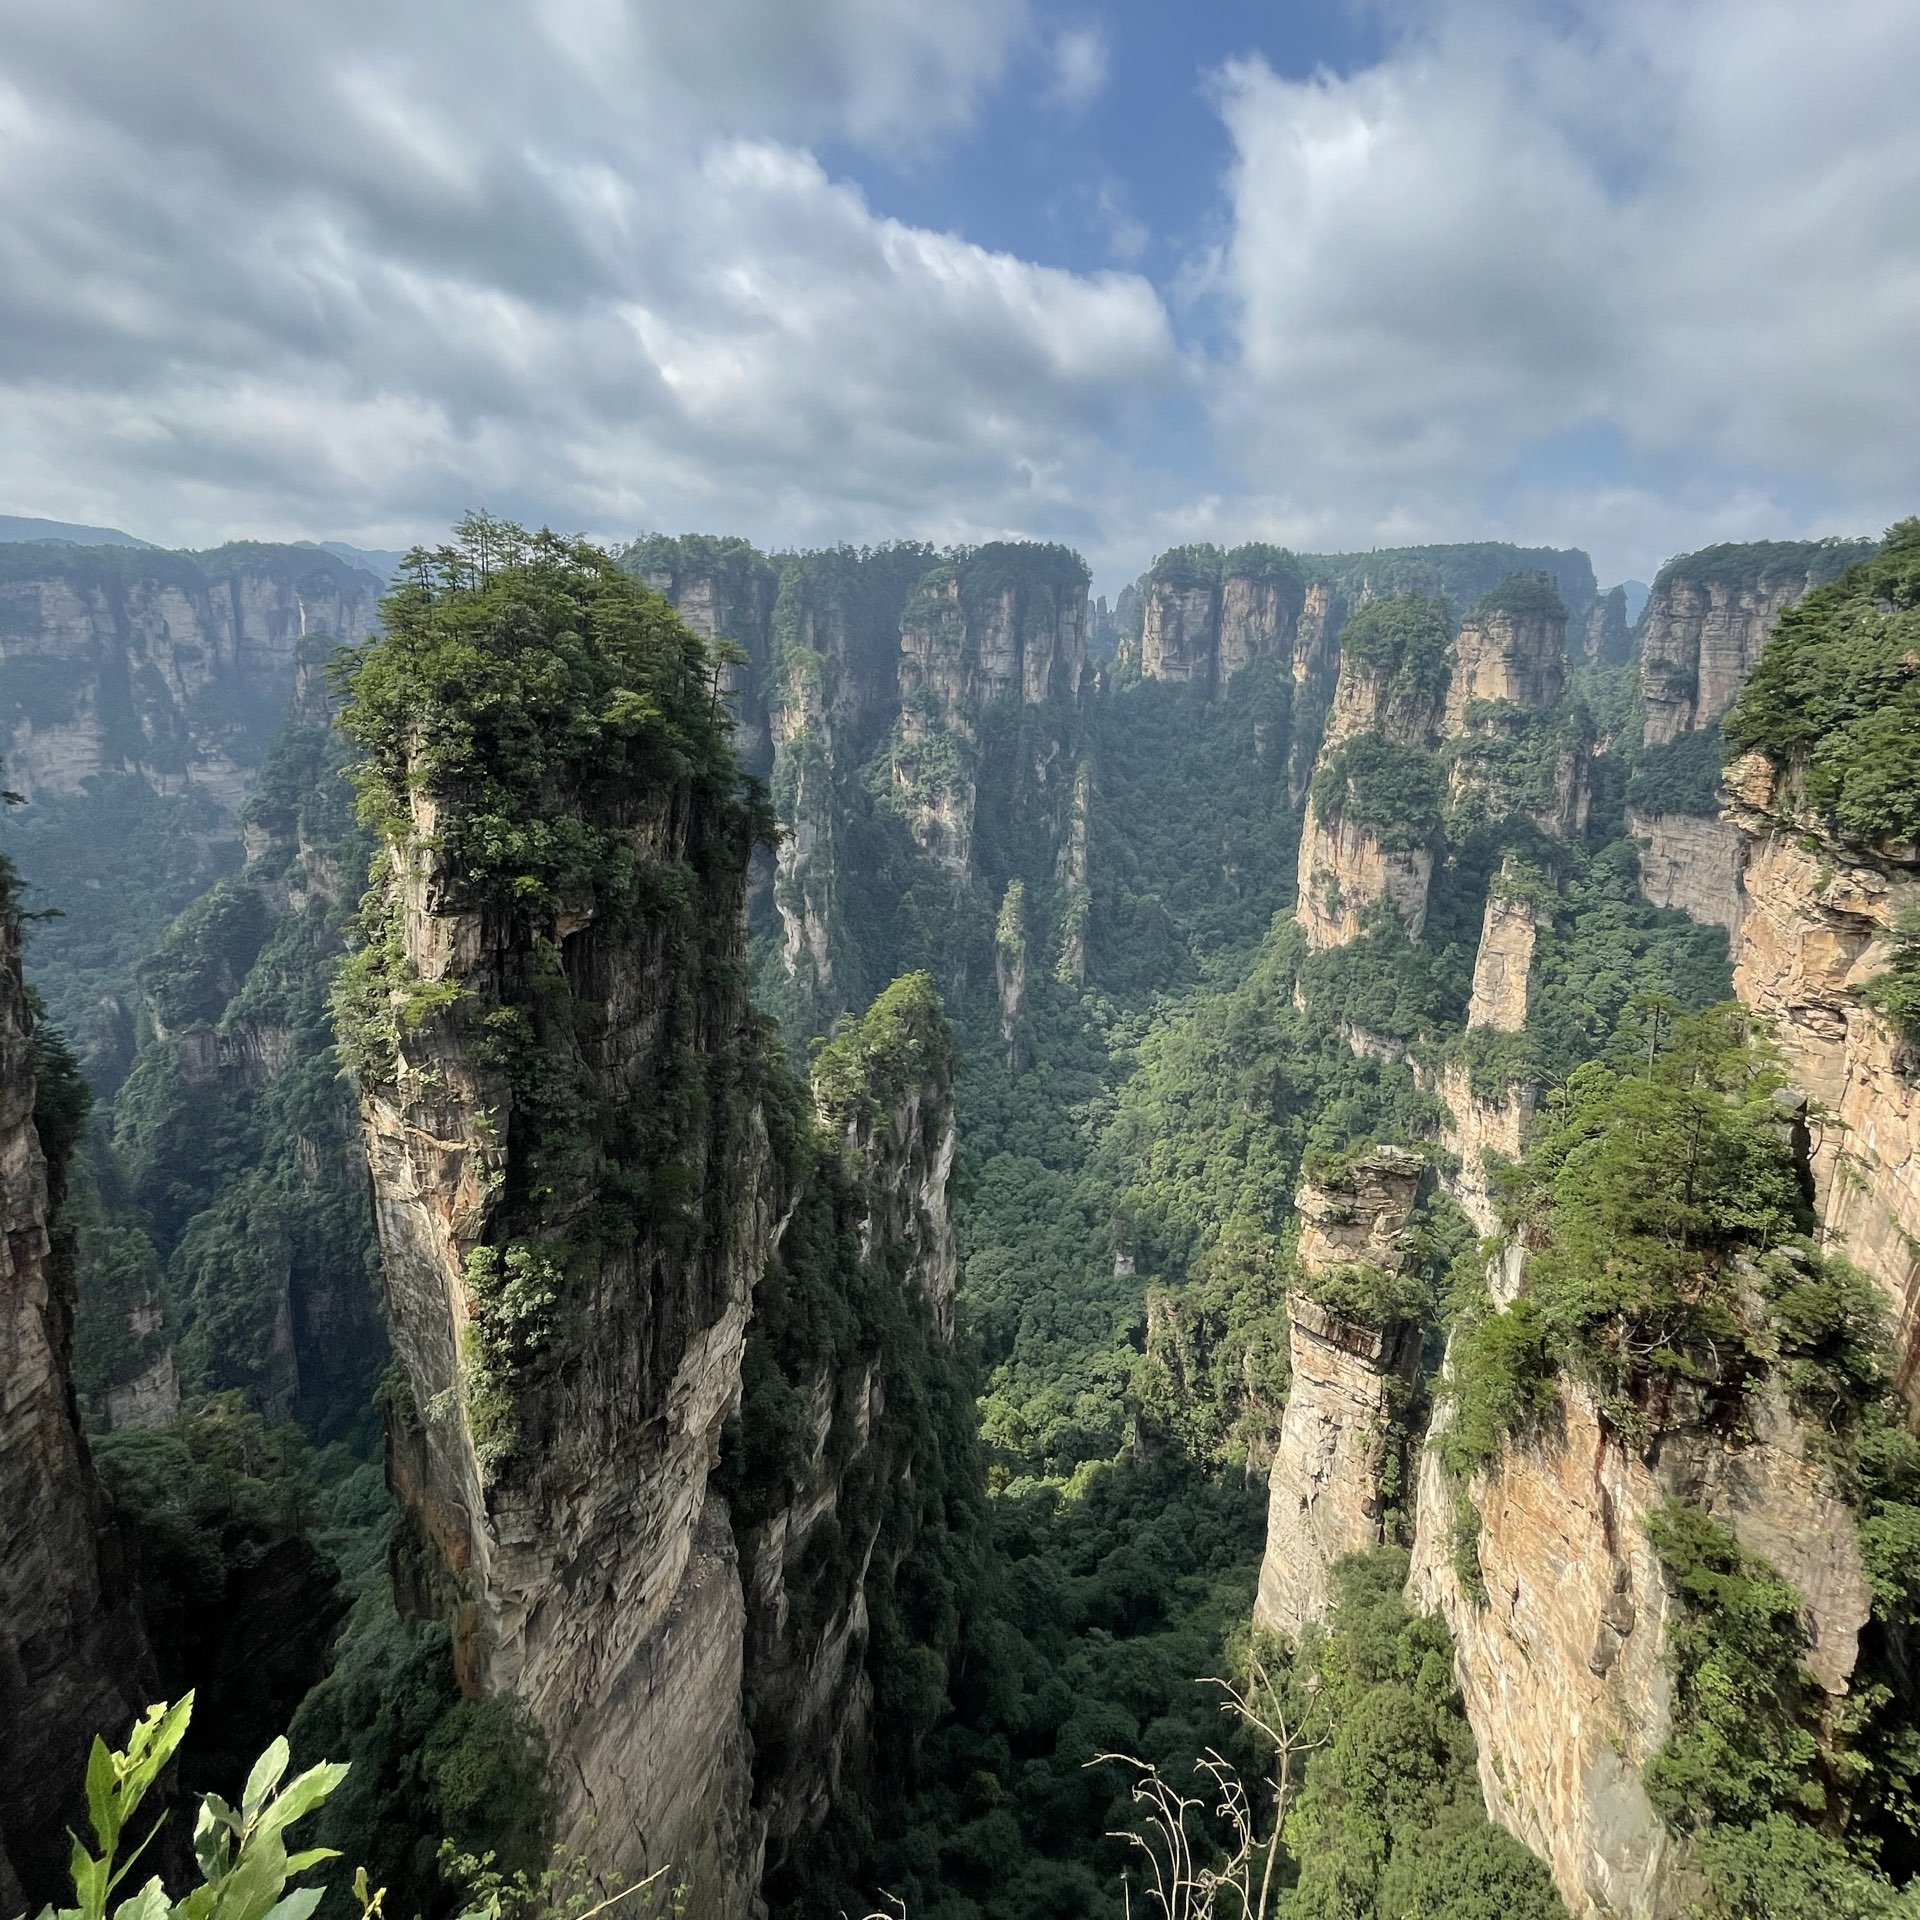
[0,543,381,818]
[890,550,1087,879]
[349,554,967,1918]
[1255,1146,1425,1639]
[1725,753,1920,1389]
[1443,606,1567,735]
[0,892,155,1911]
[365,776,777,1916]
[1628,809,1746,937]
[1139,548,1305,697]
[1637,542,1872,751]
[1295,806,1434,951]
[1410,1370,1869,1919]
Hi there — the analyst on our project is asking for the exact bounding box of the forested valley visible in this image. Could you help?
[5,518,1920,1920]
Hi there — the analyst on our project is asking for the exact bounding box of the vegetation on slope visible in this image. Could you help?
[1725,519,1920,844]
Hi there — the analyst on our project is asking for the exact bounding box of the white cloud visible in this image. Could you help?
[0,0,1178,563]
[1206,0,1920,578]
[1042,24,1110,113]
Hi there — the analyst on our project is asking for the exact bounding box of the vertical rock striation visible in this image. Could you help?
[1138,546,1305,697]
[1411,1367,1870,1919]
[1639,543,1870,750]
[0,542,381,818]
[345,545,970,1919]
[1254,1147,1425,1639]
[1725,752,1920,1390]
[0,882,155,1911]
[1295,594,1451,951]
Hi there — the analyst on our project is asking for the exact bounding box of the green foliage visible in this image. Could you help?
[1627,721,1726,819]
[1333,593,1454,706]
[1301,1262,1430,1332]
[30,1693,348,1920]
[811,972,953,1129]
[1310,737,1446,851]
[1691,1816,1914,1920]
[1860,908,1920,1042]
[1302,543,1597,619]
[3,774,239,1091]
[1437,1292,1555,1477]
[1466,573,1568,624]
[338,516,759,924]
[92,1397,346,1805]
[135,881,272,1036]
[1644,1504,1825,1833]
[1284,1550,1567,1920]
[1501,1005,1813,1421]
[1654,537,1878,596]
[1725,522,1920,843]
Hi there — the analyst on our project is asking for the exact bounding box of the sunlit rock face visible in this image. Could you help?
[1725,751,1920,1394]
[1629,810,1747,936]
[1255,1147,1425,1640]
[1411,1367,1869,1920]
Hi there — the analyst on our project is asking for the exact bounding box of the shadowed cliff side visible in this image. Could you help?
[0,839,156,1910]
[334,524,977,1918]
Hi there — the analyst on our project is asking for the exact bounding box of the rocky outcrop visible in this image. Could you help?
[1255,1146,1425,1639]
[1725,753,1920,1391]
[1581,585,1631,665]
[1628,810,1746,936]
[1467,885,1544,1032]
[0,543,381,819]
[631,537,780,775]
[1139,547,1305,697]
[1443,601,1567,735]
[1411,1370,1870,1919]
[0,892,155,1910]
[354,571,968,1918]
[366,773,777,1916]
[1638,542,1871,749]
[890,548,1088,879]
[1429,1061,1533,1241]
[1295,804,1434,951]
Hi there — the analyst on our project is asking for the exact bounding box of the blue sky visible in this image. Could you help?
[0,0,1915,589]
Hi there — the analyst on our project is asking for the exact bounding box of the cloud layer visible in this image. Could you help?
[0,0,1915,583]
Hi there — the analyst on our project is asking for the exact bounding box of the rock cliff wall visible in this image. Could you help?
[1638,542,1872,750]
[1443,603,1567,735]
[1725,753,1920,1391]
[1139,547,1305,697]
[350,562,967,1919]
[1411,1368,1869,1919]
[890,548,1087,879]
[0,543,381,818]
[0,885,155,1911]
[1628,809,1746,936]
[1295,805,1435,951]
[1255,1146,1425,1638]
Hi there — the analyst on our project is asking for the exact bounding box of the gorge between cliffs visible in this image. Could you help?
[4,517,1920,1920]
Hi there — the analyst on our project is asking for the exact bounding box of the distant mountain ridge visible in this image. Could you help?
[0,512,154,548]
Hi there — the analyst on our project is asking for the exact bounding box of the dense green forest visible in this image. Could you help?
[12,520,1920,1920]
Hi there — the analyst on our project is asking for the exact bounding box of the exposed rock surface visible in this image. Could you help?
[1637,543,1870,749]
[1295,802,1434,951]
[1443,605,1567,735]
[1428,1060,1532,1240]
[1139,550,1305,697]
[1467,887,1544,1032]
[359,636,965,1914]
[1411,1369,1870,1919]
[1628,809,1746,936]
[1725,753,1920,1390]
[367,768,778,1918]
[0,544,381,818]
[1255,1147,1425,1638]
[891,551,1087,878]
[0,895,155,1910]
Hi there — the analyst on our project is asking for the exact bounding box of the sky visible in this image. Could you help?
[0,0,1916,590]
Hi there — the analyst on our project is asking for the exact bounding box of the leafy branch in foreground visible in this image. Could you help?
[27,1693,346,1920]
